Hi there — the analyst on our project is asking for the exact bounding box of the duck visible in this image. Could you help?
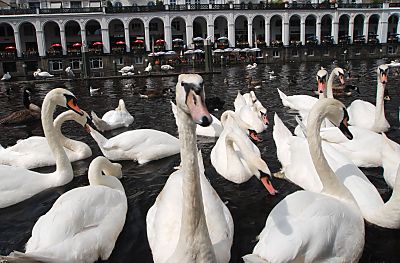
[0,88,41,125]
[139,87,172,99]
[146,74,234,263]
[119,64,134,73]
[1,72,11,81]
[273,99,400,229]
[247,76,265,89]
[160,64,174,71]
[88,125,180,165]
[65,66,75,78]
[91,99,134,131]
[33,68,54,78]
[0,88,84,208]
[332,84,360,96]
[211,110,277,195]
[3,156,127,262]
[144,62,152,74]
[0,110,92,169]
[244,98,364,263]
[347,64,390,132]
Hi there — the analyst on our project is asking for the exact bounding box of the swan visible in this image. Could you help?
[160,65,174,70]
[119,64,134,73]
[0,88,41,125]
[91,99,134,131]
[347,64,390,132]
[88,126,180,165]
[234,91,268,131]
[3,156,127,262]
[65,66,75,78]
[211,110,277,195]
[33,68,54,78]
[273,99,400,229]
[246,63,257,70]
[244,98,364,263]
[0,110,92,169]
[89,86,100,95]
[144,62,152,73]
[0,88,84,208]
[1,72,11,81]
[146,74,234,263]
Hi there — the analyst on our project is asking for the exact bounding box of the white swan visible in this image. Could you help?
[33,68,54,78]
[1,72,11,81]
[244,98,364,263]
[88,126,179,164]
[119,64,134,73]
[89,86,100,95]
[0,110,92,169]
[161,65,174,70]
[4,156,127,262]
[144,62,152,73]
[211,110,277,195]
[273,100,400,229]
[0,88,84,208]
[347,64,390,132]
[246,63,257,69]
[65,66,75,78]
[236,91,269,129]
[91,99,134,131]
[146,74,233,263]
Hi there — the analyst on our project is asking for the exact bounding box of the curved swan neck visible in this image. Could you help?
[326,70,336,99]
[307,102,354,202]
[374,78,386,127]
[172,106,216,262]
[88,158,124,192]
[41,92,73,184]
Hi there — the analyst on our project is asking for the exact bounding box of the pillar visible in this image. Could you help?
[248,22,253,47]
[265,21,270,46]
[228,23,234,47]
[207,23,214,43]
[316,21,321,44]
[124,27,130,52]
[363,20,369,43]
[36,30,46,57]
[349,20,354,43]
[379,18,388,44]
[164,24,172,50]
[60,29,67,55]
[283,20,289,46]
[101,28,110,54]
[300,20,305,46]
[144,25,150,52]
[14,30,22,57]
[332,21,339,44]
[186,23,193,49]
[81,29,87,49]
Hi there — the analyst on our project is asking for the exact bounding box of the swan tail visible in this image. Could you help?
[273,113,292,168]
[91,111,110,132]
[1,251,54,262]
[88,125,108,148]
[276,88,293,109]
[116,99,127,112]
[242,254,269,263]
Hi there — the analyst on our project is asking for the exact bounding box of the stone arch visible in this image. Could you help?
[18,22,38,54]
[43,21,61,54]
[214,16,228,40]
[270,15,282,43]
[149,17,165,51]
[0,22,15,51]
[321,14,333,38]
[368,14,380,36]
[305,15,316,40]
[388,13,400,42]
[252,15,265,47]
[235,15,248,47]
[193,16,207,39]
[353,14,365,38]
[338,14,350,38]
[85,19,102,48]
[109,19,125,49]
[65,20,82,50]
[289,15,301,43]
[171,17,186,46]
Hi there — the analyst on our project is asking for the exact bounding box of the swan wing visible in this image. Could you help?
[102,110,134,127]
[347,99,375,128]
[25,186,127,261]
[277,88,318,112]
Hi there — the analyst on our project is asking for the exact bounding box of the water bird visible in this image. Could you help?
[33,68,54,78]
[144,62,152,74]
[119,64,134,73]
[91,99,134,131]
[65,66,75,78]
[246,63,257,70]
[89,86,101,95]
[161,65,174,70]
[1,72,11,81]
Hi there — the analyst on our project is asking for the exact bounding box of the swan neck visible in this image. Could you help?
[41,95,73,184]
[88,158,124,192]
[307,105,354,202]
[326,71,335,98]
[173,106,216,261]
[375,80,385,125]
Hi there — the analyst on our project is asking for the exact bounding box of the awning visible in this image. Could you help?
[51,43,62,48]
[72,42,82,47]
[115,41,125,45]
[92,41,103,46]
[4,46,16,50]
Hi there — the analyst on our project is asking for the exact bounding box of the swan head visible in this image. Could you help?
[378,64,389,84]
[23,88,33,108]
[47,88,84,116]
[333,67,345,85]
[316,68,328,94]
[176,74,212,127]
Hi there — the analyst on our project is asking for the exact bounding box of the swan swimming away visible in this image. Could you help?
[0,110,92,169]
[0,88,84,208]
[1,72,11,81]
[244,98,364,263]
[147,74,234,263]
[3,156,127,262]
[91,99,134,131]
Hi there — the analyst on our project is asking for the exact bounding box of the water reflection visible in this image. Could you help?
[0,59,399,263]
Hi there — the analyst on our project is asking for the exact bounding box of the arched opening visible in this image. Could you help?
[289,15,301,46]
[214,16,228,48]
[338,15,350,45]
[85,20,102,53]
[235,15,248,48]
[305,15,317,45]
[193,17,207,39]
[109,19,125,54]
[129,19,145,53]
[353,15,364,40]
[19,22,38,56]
[43,21,61,56]
[270,15,282,46]
[253,15,265,47]
[368,14,380,43]
[388,14,399,43]
[171,17,186,51]
[149,18,165,52]
[321,15,333,45]
[0,23,16,58]
[65,20,82,55]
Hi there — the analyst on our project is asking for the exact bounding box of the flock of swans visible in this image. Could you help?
[0,61,398,262]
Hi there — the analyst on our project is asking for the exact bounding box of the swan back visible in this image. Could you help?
[381,133,400,189]
[88,156,124,192]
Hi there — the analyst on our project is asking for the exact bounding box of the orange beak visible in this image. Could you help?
[317,80,326,94]
[262,113,269,125]
[261,176,278,195]
[380,74,388,84]
[339,75,345,85]
[249,130,263,142]
[67,98,84,116]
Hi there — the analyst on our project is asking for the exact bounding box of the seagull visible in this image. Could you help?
[1,72,11,81]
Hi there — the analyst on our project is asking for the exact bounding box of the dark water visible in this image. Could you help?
[0,59,399,263]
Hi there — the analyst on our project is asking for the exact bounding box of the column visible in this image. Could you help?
[186,23,193,49]
[300,20,305,46]
[332,21,339,44]
[349,20,354,43]
[101,28,110,54]
[164,24,172,50]
[363,21,368,43]
[60,29,67,55]
[379,17,388,44]
[228,23,234,47]
[36,30,46,57]
[397,21,400,36]
[247,22,253,47]
[124,27,130,52]
[207,23,214,43]
[316,21,321,44]
[14,30,22,57]
[265,21,270,46]
[81,29,87,48]
[144,25,150,52]
[283,20,289,46]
